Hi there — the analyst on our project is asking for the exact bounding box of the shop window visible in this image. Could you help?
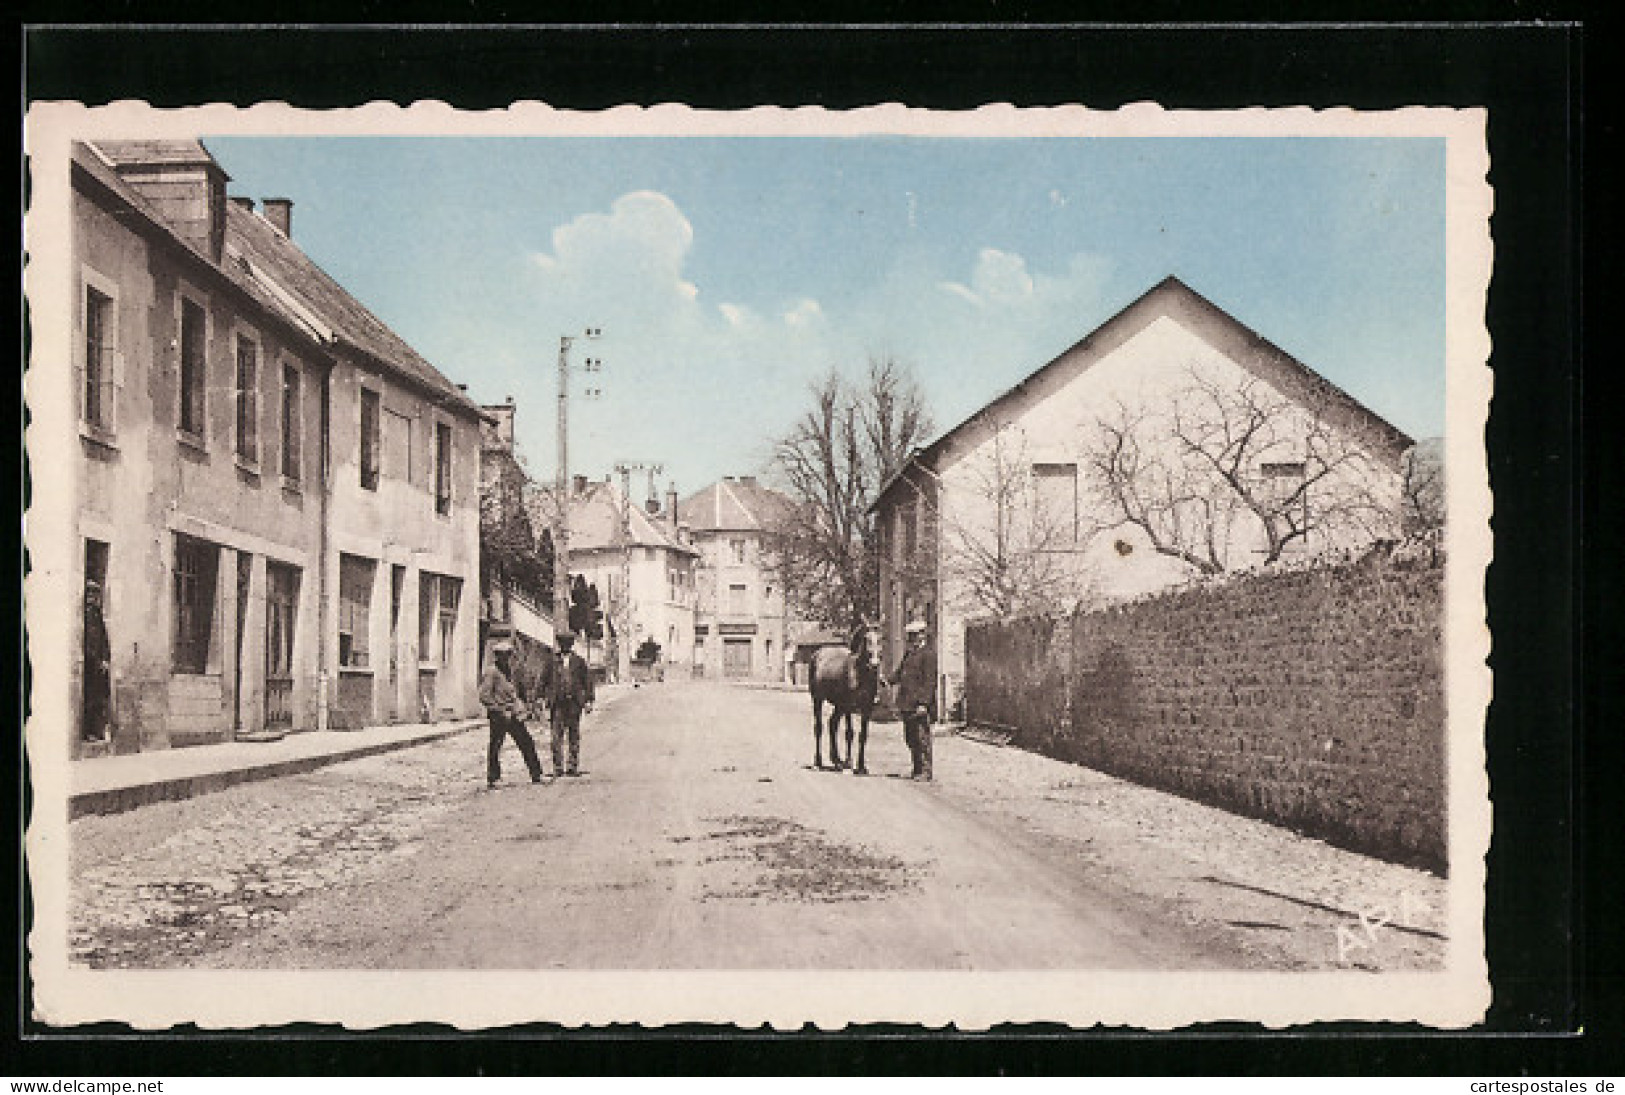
[338,554,375,668]
[172,534,219,674]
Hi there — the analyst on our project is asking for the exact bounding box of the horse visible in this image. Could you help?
[809,622,884,774]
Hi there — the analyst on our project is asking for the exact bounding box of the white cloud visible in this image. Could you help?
[783,298,824,327]
[528,190,701,325]
[719,303,755,328]
[970,248,1036,304]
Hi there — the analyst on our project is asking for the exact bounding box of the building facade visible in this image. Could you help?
[68,139,486,757]
[873,276,1414,716]
[678,476,800,682]
[557,476,698,681]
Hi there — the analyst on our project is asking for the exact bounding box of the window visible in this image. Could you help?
[1032,462,1080,543]
[82,285,115,431]
[1258,460,1309,512]
[172,534,219,674]
[437,576,461,666]
[435,422,453,515]
[729,538,747,564]
[728,583,749,616]
[360,388,381,491]
[280,364,302,481]
[338,554,374,669]
[418,572,461,665]
[178,298,207,438]
[265,563,299,679]
[235,334,259,463]
[85,538,110,591]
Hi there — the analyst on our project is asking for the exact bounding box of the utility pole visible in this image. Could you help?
[613,459,662,683]
[553,328,602,637]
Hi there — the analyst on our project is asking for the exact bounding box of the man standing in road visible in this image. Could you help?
[545,630,595,777]
[892,619,938,781]
[480,641,547,788]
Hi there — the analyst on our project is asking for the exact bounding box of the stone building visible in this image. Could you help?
[872,276,1414,715]
[678,476,801,682]
[68,138,486,756]
[556,475,698,681]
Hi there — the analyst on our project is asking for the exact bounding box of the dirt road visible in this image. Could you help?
[72,680,1445,971]
[178,682,1235,969]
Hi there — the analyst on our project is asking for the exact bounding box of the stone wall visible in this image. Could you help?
[966,540,1446,873]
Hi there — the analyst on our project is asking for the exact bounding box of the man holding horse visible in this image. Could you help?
[893,619,938,781]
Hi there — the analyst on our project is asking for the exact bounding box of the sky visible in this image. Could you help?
[205,134,1446,500]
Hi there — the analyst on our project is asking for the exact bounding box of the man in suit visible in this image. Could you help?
[892,619,938,781]
[544,630,595,777]
[479,641,546,788]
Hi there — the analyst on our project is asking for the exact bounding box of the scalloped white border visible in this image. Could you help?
[23,100,1493,1031]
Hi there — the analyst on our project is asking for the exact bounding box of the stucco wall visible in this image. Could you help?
[691,530,788,680]
[326,357,484,725]
[73,187,326,753]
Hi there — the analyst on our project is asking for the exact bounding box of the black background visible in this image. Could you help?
[13,12,1605,1077]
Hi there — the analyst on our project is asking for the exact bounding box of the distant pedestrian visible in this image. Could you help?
[891,620,937,781]
[479,641,546,788]
[82,579,111,742]
[543,630,595,777]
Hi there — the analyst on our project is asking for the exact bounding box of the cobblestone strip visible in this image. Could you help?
[69,732,480,968]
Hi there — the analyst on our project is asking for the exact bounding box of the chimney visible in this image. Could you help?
[738,475,758,488]
[666,485,679,528]
[95,140,231,262]
[229,195,255,212]
[645,497,661,516]
[263,197,293,237]
[480,403,516,450]
[573,474,588,495]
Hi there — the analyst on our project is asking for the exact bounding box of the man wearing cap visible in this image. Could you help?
[543,630,595,777]
[892,620,938,781]
[479,641,546,788]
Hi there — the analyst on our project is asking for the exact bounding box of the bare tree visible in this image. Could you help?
[769,356,934,629]
[1081,366,1399,575]
[942,422,1100,617]
[1399,438,1445,535]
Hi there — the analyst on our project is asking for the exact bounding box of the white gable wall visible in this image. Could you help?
[933,313,1404,703]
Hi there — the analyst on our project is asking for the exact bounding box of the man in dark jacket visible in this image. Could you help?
[479,642,546,788]
[82,580,111,742]
[543,630,595,777]
[892,620,937,781]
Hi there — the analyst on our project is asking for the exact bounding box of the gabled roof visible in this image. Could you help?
[872,275,1414,511]
[677,477,794,533]
[556,480,697,557]
[224,200,482,418]
[73,139,484,422]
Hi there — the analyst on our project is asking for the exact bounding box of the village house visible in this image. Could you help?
[872,276,1414,715]
[478,399,558,676]
[69,138,487,757]
[678,476,803,682]
[553,475,698,681]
